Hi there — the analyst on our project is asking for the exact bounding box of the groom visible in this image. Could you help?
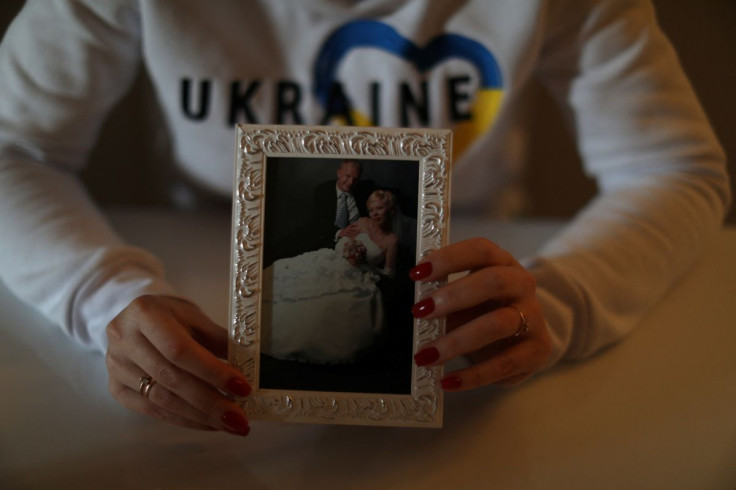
[309,159,375,251]
[264,159,374,265]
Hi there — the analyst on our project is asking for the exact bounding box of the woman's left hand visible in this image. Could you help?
[410,238,551,390]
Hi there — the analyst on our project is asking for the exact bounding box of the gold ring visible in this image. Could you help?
[138,375,156,398]
[509,306,530,337]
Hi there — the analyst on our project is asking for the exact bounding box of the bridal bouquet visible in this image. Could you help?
[342,239,367,266]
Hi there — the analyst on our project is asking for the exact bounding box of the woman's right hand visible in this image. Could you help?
[105,295,252,436]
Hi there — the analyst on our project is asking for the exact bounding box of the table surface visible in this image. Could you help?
[1,209,735,489]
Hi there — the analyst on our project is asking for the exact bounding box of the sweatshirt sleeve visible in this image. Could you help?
[0,0,177,353]
[527,0,730,367]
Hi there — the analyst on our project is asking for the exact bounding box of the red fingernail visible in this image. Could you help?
[414,347,440,366]
[222,411,250,436]
[226,377,252,397]
[412,297,435,318]
[409,262,433,281]
[441,376,462,391]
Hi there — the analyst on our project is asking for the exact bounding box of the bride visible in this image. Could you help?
[261,190,399,364]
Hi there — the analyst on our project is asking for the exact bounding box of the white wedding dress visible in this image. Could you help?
[260,234,385,363]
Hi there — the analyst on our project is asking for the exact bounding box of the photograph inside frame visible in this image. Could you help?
[259,156,419,395]
[230,124,450,427]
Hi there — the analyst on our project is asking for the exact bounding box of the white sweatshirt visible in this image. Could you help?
[0,0,729,366]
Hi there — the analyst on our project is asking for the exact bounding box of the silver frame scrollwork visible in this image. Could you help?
[229,124,451,428]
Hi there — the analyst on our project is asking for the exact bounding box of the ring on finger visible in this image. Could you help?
[509,306,530,337]
[139,375,157,398]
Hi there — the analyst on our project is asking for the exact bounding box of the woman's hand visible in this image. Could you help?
[106,295,252,436]
[410,238,551,390]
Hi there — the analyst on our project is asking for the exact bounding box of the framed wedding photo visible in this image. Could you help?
[228,124,451,427]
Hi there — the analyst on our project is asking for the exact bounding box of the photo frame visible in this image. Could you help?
[229,124,451,427]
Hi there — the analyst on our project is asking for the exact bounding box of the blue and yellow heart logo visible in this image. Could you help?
[313,20,504,162]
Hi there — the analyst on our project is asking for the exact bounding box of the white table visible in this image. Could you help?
[1,209,734,489]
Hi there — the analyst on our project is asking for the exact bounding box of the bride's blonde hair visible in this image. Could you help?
[366,190,395,212]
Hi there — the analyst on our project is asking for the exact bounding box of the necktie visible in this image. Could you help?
[335,193,349,229]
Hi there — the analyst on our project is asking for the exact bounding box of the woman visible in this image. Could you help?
[344,189,400,277]
[0,1,727,436]
[261,190,400,364]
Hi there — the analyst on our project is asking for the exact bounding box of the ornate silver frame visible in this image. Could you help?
[229,124,451,427]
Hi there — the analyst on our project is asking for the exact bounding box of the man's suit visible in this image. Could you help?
[310,179,376,250]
